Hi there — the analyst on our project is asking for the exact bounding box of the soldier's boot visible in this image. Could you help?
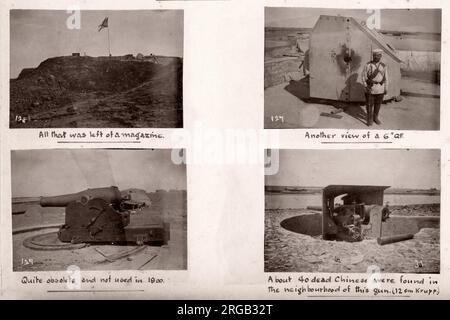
[373,103,382,125]
[366,105,373,126]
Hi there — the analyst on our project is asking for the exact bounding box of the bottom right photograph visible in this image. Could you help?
[264,149,440,274]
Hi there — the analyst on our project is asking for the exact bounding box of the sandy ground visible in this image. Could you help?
[264,76,440,130]
[389,203,440,216]
[13,200,187,271]
[265,209,440,273]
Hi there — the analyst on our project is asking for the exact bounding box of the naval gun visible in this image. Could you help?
[322,185,390,242]
[40,186,170,245]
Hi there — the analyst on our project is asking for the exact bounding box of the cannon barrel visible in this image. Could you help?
[377,233,415,245]
[40,186,123,207]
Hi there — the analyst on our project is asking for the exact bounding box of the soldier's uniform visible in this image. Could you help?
[361,49,389,126]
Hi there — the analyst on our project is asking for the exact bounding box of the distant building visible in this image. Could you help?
[72,52,80,57]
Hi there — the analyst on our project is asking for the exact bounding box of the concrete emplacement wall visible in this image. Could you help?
[280,212,439,239]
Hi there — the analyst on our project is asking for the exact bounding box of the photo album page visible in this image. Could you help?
[0,0,447,301]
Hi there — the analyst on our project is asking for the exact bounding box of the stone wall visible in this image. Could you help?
[381,215,440,237]
[264,57,304,88]
[397,50,441,83]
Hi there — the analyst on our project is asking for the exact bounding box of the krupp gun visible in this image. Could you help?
[322,185,390,242]
[40,186,169,245]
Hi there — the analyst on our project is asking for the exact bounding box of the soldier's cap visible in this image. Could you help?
[372,48,383,54]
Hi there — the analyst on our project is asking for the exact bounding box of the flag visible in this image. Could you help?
[98,17,108,32]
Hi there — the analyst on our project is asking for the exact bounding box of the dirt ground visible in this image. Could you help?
[12,197,187,272]
[264,76,440,130]
[389,203,440,217]
[265,209,440,273]
[10,56,183,128]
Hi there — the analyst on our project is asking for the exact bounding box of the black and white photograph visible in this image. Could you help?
[265,8,441,130]
[11,148,187,271]
[10,10,183,128]
[265,149,440,273]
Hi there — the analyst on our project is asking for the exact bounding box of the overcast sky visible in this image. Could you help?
[12,149,186,197]
[10,10,184,78]
[265,149,440,189]
[265,8,441,33]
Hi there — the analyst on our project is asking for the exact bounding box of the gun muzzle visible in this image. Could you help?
[377,233,415,245]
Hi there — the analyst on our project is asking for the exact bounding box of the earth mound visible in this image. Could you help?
[10,55,183,128]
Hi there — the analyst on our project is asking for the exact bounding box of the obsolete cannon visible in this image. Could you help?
[322,185,390,242]
[40,186,169,245]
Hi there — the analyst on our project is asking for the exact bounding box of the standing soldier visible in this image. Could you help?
[362,49,388,126]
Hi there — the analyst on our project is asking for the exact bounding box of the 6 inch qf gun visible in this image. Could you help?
[40,186,169,245]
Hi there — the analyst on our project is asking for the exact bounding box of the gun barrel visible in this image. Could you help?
[40,186,122,207]
[377,233,414,245]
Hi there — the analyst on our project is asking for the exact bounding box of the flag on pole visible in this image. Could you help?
[98,17,108,32]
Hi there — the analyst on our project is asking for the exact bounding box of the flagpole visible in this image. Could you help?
[107,25,111,57]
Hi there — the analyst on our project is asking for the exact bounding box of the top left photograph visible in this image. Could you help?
[9,10,184,128]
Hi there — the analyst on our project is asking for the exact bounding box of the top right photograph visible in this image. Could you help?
[264,8,441,130]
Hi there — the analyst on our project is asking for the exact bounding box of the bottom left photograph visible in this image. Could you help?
[11,148,187,271]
